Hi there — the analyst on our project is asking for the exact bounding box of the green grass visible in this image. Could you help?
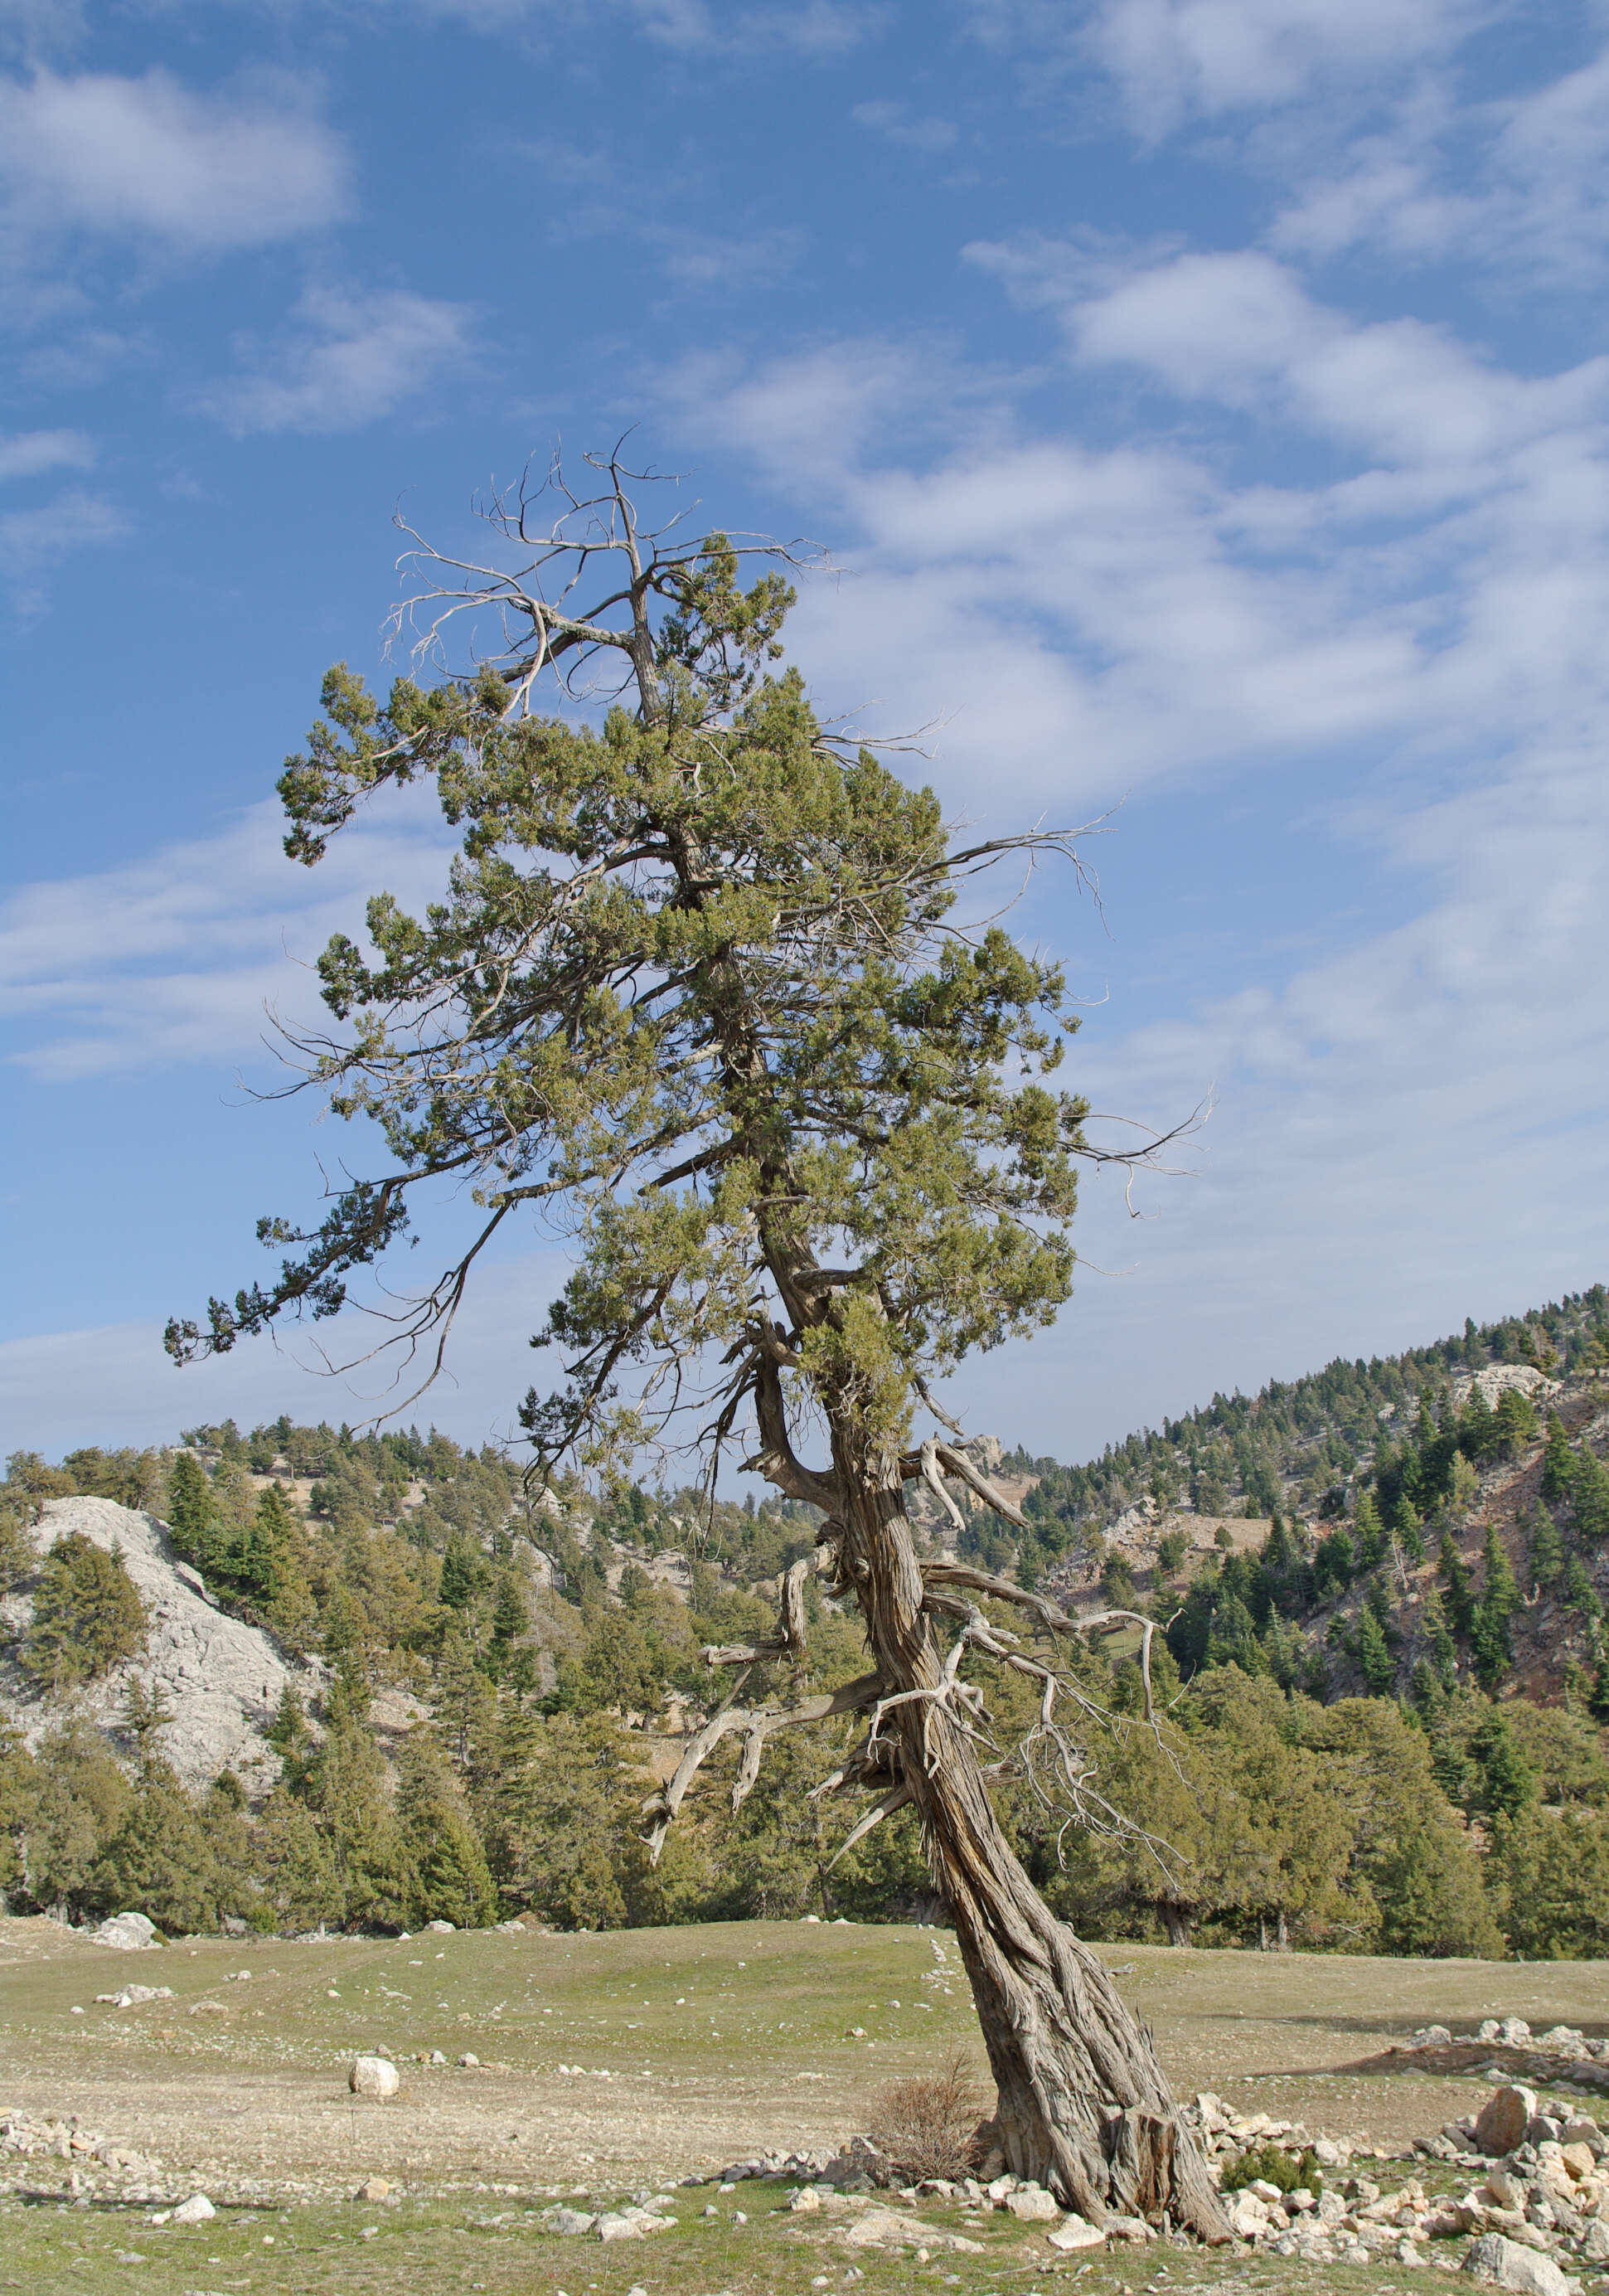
[0,2182,1402,2296]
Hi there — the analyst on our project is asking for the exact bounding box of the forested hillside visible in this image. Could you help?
[2,1284,1607,1958]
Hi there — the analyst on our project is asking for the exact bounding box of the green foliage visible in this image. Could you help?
[1223,2143,1324,2198]
[396,1730,497,1930]
[1529,1505,1564,1588]
[1358,1604,1395,1696]
[1489,1806,1609,1959]
[24,1532,148,1688]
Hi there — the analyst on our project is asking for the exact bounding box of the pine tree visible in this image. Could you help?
[1390,1497,1425,1565]
[250,1784,342,1932]
[1355,1493,1386,1570]
[24,1533,148,1688]
[165,1449,221,1571]
[1571,1448,1609,1544]
[1421,1589,1457,1690]
[1563,1552,1602,1619]
[1471,1524,1520,1690]
[1471,1709,1535,1822]
[89,1763,224,1935]
[1528,1505,1564,1590]
[166,457,1243,2231]
[396,1730,497,1929]
[1438,1531,1475,1636]
[1543,1413,1575,1503]
[1358,1605,1395,1697]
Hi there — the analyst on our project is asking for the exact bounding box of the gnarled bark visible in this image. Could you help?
[832,1446,1229,2241]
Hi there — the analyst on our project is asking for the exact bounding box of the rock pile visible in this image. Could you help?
[1201,2085,1607,2287]
[541,2197,681,2241]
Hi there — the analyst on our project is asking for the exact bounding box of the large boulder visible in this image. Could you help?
[348,2056,400,2099]
[1462,2233,1578,2296]
[93,1911,160,1951]
[1476,2087,1539,2157]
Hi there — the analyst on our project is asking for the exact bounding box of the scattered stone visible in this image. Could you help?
[842,2206,981,2254]
[1500,2022,1534,2048]
[1414,2027,1455,2049]
[170,2193,216,2224]
[1462,2231,1578,2296]
[545,2206,597,2235]
[1047,2216,1106,2251]
[95,1984,174,2007]
[348,2056,400,2099]
[188,1998,229,2017]
[594,2205,676,2241]
[426,1920,455,1934]
[1477,2088,1539,2158]
[353,2177,393,2202]
[458,2053,480,2069]
[1005,2183,1059,2222]
[93,1911,160,1952]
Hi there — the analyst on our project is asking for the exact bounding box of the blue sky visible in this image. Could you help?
[3,0,1607,1465]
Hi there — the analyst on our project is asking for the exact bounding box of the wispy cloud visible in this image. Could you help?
[0,791,455,1081]
[0,483,125,581]
[0,68,351,254]
[197,285,474,435]
[0,425,92,478]
[851,97,958,153]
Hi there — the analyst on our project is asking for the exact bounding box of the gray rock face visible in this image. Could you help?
[1476,2087,1539,2157]
[2,1497,321,1789]
[1462,2232,1578,2296]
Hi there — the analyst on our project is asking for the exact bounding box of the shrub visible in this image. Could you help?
[867,2054,985,2185]
[1221,2141,1324,2198]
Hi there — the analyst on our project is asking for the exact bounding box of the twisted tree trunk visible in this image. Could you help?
[835,1447,1229,2241]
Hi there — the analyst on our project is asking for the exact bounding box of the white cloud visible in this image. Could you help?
[0,483,125,576]
[1271,45,1609,280]
[0,425,91,478]
[0,791,455,1081]
[0,69,350,252]
[965,0,1478,137]
[652,266,1609,1444]
[851,97,959,153]
[199,285,473,435]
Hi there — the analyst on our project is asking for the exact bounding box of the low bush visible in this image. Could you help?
[868,2054,986,2185]
[1221,2141,1324,2198]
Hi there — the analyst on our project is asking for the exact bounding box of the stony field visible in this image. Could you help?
[3,1914,1609,2296]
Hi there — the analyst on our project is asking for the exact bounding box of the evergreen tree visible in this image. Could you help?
[1438,1531,1475,1636]
[88,1762,224,1935]
[1528,1504,1564,1590]
[439,1532,482,1610]
[250,1784,343,1932]
[1563,1552,1602,1619]
[1358,1604,1395,1697]
[1355,1493,1387,1570]
[396,1730,497,1929]
[164,1449,221,1570]
[1421,1588,1458,1690]
[20,1723,130,1916]
[1390,1497,1425,1565]
[1542,1413,1575,1503]
[1571,1448,1609,1544]
[24,1533,148,1688]
[1471,1708,1536,1821]
[303,1715,409,1930]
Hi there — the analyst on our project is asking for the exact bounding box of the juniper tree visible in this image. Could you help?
[170,453,1223,2234]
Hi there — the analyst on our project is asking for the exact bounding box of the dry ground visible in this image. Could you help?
[7,1916,1609,2296]
[5,1915,1609,2193]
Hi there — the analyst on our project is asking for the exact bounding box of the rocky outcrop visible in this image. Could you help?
[0,1496,321,1791]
